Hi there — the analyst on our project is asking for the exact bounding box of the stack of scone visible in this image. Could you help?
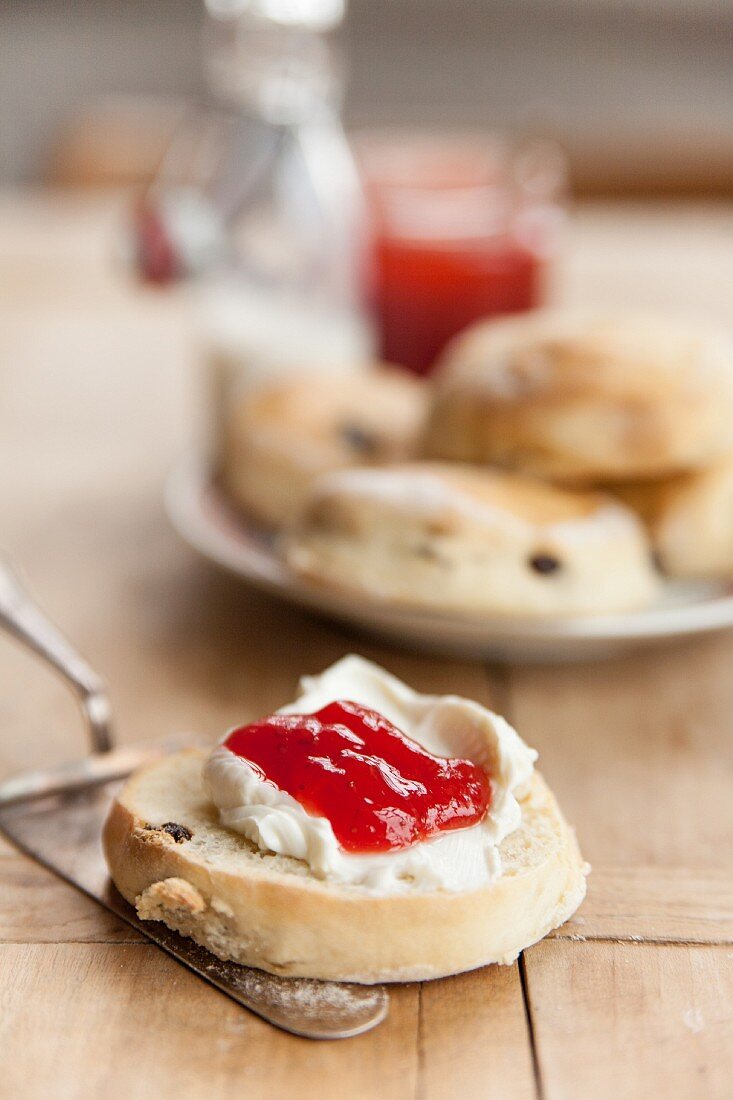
[424,312,733,581]
[218,311,733,618]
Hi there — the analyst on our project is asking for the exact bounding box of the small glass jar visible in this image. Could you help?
[357,131,567,375]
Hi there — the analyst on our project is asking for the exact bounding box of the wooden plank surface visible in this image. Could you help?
[551,864,733,944]
[0,942,423,1100]
[505,640,733,870]
[418,965,537,1100]
[0,192,732,1099]
[0,943,537,1100]
[525,940,733,1100]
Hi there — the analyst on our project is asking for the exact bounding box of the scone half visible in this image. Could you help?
[283,463,659,618]
[104,749,587,984]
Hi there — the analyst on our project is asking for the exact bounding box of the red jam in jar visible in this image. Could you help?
[372,233,541,377]
[359,134,564,375]
[224,700,491,854]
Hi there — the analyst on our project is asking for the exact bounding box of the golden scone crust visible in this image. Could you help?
[425,311,733,482]
[219,368,428,528]
[610,456,733,578]
[282,463,659,617]
[103,750,587,984]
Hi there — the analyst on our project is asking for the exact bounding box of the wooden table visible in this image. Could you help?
[0,193,732,1100]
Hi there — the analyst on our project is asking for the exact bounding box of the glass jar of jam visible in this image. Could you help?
[357,132,567,375]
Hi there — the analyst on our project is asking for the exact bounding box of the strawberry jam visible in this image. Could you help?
[223,700,491,854]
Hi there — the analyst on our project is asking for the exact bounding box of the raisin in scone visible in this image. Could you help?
[424,311,733,483]
[282,464,659,617]
[219,368,428,528]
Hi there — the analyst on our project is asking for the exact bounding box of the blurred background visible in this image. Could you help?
[3,0,732,196]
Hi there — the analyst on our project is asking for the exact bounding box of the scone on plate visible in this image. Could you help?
[610,456,733,578]
[104,656,588,983]
[283,463,659,617]
[219,367,428,528]
[424,311,733,483]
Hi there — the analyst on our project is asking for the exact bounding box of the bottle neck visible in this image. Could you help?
[204,9,345,126]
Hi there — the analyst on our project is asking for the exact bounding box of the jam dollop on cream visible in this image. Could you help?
[204,655,537,893]
[223,700,491,855]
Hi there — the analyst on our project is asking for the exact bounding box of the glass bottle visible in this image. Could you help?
[133,0,373,437]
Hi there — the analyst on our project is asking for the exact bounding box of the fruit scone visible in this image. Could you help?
[104,656,588,983]
[218,367,428,528]
[424,310,733,483]
[282,463,659,617]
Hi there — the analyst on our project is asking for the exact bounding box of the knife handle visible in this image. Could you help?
[0,558,113,753]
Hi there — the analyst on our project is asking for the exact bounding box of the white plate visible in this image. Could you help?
[165,457,733,663]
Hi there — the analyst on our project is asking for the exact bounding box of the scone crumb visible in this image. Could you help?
[136,877,206,920]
